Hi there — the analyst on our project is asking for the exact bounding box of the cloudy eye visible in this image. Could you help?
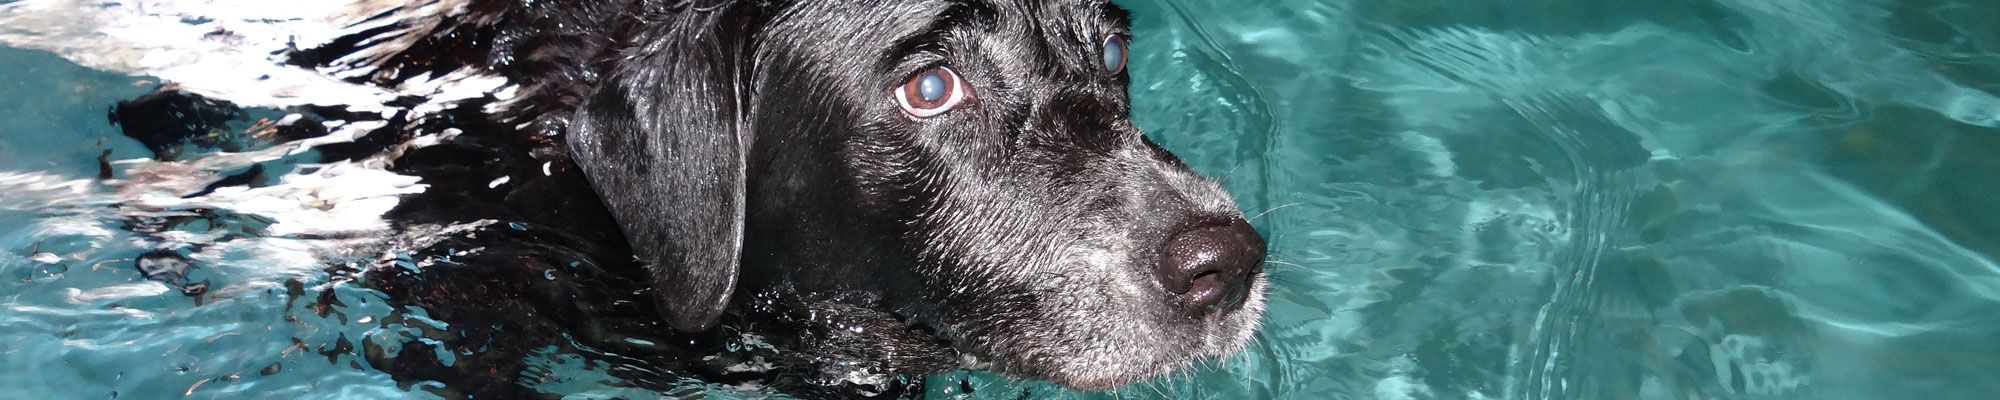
[896,66,968,118]
[1102,35,1127,73]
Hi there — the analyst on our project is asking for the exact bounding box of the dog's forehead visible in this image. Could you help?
[762,0,1126,70]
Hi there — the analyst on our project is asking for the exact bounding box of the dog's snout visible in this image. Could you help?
[1156,218,1265,315]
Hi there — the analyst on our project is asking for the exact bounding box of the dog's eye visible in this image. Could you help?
[1102,35,1127,73]
[896,66,968,118]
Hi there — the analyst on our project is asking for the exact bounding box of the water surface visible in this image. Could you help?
[5,0,2000,399]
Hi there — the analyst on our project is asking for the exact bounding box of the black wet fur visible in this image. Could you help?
[105,0,1271,397]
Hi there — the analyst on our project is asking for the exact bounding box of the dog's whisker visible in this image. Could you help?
[1246,201,1305,222]
[1213,159,1251,186]
[1263,250,1313,268]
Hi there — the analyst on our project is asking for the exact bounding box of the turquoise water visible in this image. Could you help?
[6,0,2000,399]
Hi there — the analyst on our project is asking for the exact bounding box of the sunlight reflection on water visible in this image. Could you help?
[3,0,2000,399]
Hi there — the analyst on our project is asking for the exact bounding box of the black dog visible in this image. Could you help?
[219,0,1271,396]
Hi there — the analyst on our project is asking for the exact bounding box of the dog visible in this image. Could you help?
[84,0,1269,396]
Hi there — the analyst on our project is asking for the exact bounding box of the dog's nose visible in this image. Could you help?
[1156,218,1265,315]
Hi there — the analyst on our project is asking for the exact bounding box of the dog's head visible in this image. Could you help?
[565,0,1265,389]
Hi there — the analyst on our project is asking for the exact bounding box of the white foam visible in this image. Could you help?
[0,0,511,297]
[130,161,426,236]
[65,282,173,303]
[0,0,500,110]
[0,170,101,211]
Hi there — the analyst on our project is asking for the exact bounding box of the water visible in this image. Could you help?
[5,0,2000,399]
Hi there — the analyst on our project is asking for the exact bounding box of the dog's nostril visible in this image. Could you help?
[1156,218,1266,315]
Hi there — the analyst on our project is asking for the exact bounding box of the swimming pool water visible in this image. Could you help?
[5,0,2000,399]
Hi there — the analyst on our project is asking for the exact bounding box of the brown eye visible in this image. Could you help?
[1102,35,1127,73]
[895,66,968,118]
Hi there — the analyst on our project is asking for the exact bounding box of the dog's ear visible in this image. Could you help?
[567,8,758,333]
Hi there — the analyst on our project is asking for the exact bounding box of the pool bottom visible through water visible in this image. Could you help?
[6,0,2000,399]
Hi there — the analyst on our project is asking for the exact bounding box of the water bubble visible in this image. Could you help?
[13,254,68,284]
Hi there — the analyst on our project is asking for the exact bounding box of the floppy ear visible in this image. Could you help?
[566,8,757,333]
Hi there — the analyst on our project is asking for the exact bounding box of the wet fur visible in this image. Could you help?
[249,0,1270,395]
